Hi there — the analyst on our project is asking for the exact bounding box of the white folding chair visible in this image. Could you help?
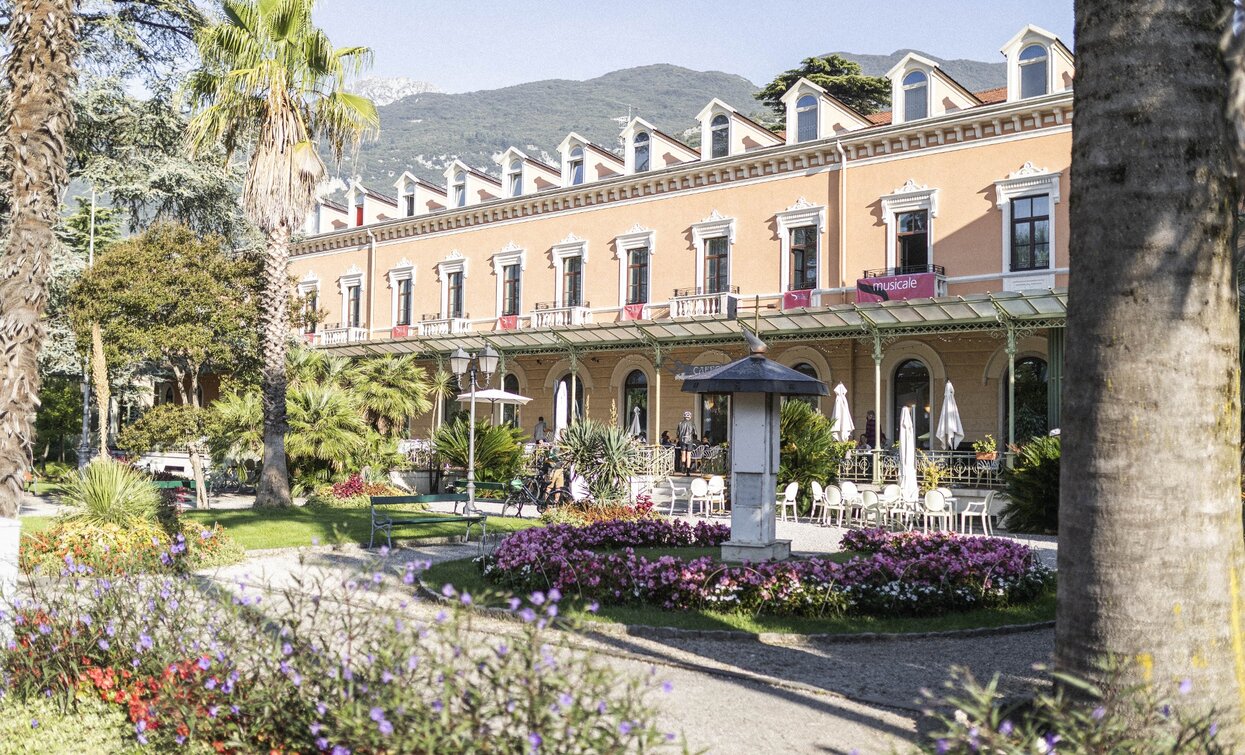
[707,475,727,513]
[959,490,994,535]
[808,481,826,522]
[665,476,688,516]
[822,484,848,526]
[778,481,799,521]
[688,477,712,518]
[920,489,955,533]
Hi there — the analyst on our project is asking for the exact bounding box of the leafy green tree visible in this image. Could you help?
[755,55,890,117]
[205,389,263,466]
[34,376,84,464]
[115,403,210,502]
[69,223,260,506]
[778,400,854,513]
[285,383,368,477]
[555,419,644,502]
[186,0,379,508]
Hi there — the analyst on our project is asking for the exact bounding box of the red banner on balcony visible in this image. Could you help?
[856,272,939,303]
[622,303,646,321]
[390,325,410,339]
[782,289,813,310]
[497,315,518,331]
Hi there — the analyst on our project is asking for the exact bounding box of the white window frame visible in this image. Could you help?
[386,258,415,326]
[632,131,651,173]
[705,110,732,160]
[452,172,466,208]
[297,273,320,333]
[880,180,939,270]
[995,162,1061,287]
[775,198,826,292]
[435,251,468,318]
[507,160,523,198]
[492,241,526,317]
[614,224,656,306]
[690,210,736,294]
[337,265,364,329]
[794,94,819,143]
[901,69,930,123]
[1017,43,1050,99]
[564,144,586,187]
[551,233,588,308]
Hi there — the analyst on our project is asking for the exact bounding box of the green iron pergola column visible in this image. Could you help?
[1046,327,1064,430]
[1005,322,1017,452]
[871,329,884,485]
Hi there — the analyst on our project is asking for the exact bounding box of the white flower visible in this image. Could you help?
[953,709,969,726]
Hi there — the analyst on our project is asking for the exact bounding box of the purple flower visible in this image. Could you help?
[331,746,350,755]
[316,738,329,750]
[377,720,393,736]
[30,719,37,729]
[441,583,456,598]
[370,707,385,722]
[935,740,949,754]
[197,657,211,671]
[98,639,110,651]
[619,721,633,735]
[1091,706,1106,720]
[1179,678,1193,696]
[282,642,293,656]
[527,732,542,751]
[999,720,1013,735]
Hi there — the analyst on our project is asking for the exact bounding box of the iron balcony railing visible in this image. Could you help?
[861,264,946,278]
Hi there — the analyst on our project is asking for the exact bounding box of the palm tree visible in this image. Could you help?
[427,369,458,431]
[0,0,81,525]
[350,355,432,436]
[1059,0,1245,735]
[285,383,367,474]
[286,346,326,389]
[186,0,378,507]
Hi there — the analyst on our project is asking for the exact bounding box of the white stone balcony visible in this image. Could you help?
[669,288,739,318]
[531,303,593,329]
[417,316,473,337]
[319,326,369,346]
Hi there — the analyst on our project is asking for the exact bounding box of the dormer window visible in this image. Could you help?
[795,95,818,143]
[1019,44,1048,98]
[633,132,650,173]
[902,71,928,121]
[507,159,522,197]
[452,171,466,208]
[710,114,729,158]
[403,191,414,217]
[569,146,584,186]
[354,194,365,226]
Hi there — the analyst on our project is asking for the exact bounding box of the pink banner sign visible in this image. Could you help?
[855,272,939,303]
[622,303,646,321]
[782,289,813,310]
[497,315,518,331]
[390,325,410,339]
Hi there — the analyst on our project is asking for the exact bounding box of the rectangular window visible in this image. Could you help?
[447,271,464,318]
[570,160,584,186]
[1010,195,1051,272]
[501,264,521,316]
[563,256,583,307]
[704,236,729,294]
[404,194,415,217]
[396,279,412,326]
[627,248,649,305]
[789,226,817,290]
[346,285,361,328]
[896,210,929,271]
[509,173,522,197]
[303,292,318,334]
[355,202,364,227]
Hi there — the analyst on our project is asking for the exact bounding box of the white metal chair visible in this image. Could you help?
[822,484,848,526]
[688,477,712,518]
[838,480,862,524]
[878,483,902,528]
[859,489,883,528]
[665,476,688,516]
[920,489,955,533]
[707,475,727,513]
[689,444,707,472]
[959,490,994,535]
[778,482,799,521]
[808,481,826,522]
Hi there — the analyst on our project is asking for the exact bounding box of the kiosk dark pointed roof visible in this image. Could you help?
[681,328,829,397]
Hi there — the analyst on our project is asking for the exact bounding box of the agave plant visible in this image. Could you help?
[432,419,526,483]
[556,419,644,502]
[60,459,160,527]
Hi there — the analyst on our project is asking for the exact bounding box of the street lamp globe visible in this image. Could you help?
[449,347,470,377]
[479,345,500,377]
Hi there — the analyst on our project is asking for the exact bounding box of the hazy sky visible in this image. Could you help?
[313,0,1075,93]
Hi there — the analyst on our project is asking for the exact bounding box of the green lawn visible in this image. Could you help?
[22,507,539,551]
[424,554,1056,636]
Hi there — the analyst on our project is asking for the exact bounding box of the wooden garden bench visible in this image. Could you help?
[367,494,485,549]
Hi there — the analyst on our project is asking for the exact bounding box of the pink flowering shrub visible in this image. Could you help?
[483,525,1052,619]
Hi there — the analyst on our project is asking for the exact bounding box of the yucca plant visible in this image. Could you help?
[556,419,644,502]
[59,459,160,527]
[432,419,526,483]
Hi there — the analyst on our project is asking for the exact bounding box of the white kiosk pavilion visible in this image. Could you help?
[681,328,829,562]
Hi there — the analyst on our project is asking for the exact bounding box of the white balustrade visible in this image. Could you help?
[319,327,369,346]
[669,292,738,318]
[417,317,473,337]
[530,306,593,329]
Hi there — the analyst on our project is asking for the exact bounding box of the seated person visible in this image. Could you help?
[856,434,872,451]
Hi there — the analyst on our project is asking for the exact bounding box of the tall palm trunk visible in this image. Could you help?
[0,0,81,621]
[91,322,109,457]
[1059,0,1245,737]
[254,223,293,507]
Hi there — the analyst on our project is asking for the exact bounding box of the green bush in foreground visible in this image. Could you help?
[0,695,137,754]
[1001,436,1061,534]
[59,458,160,527]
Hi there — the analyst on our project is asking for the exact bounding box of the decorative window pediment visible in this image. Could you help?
[690,209,735,247]
[881,180,939,218]
[491,240,526,273]
[994,162,1061,206]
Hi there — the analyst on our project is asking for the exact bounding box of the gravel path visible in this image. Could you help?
[198,539,1054,755]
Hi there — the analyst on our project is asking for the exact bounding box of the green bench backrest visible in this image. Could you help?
[370,493,469,505]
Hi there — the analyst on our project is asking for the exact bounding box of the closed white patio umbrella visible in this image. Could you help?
[629,406,643,437]
[830,383,855,442]
[935,381,964,451]
[554,381,569,436]
[899,406,919,503]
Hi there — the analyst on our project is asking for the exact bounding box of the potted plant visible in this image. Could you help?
[917,450,945,494]
[973,434,998,461]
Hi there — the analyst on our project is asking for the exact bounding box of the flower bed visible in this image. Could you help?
[540,497,657,527]
[483,525,1052,619]
[20,518,242,575]
[306,474,409,509]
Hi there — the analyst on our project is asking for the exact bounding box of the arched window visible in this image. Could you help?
[568,146,584,186]
[556,374,585,424]
[633,132,650,173]
[710,114,730,158]
[501,373,521,427]
[452,171,466,208]
[796,94,818,143]
[623,369,648,440]
[788,362,820,408]
[893,359,931,449]
[902,71,928,121]
[1004,356,1049,442]
[507,159,523,197]
[1019,44,1049,99]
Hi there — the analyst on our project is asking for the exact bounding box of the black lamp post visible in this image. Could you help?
[449,345,499,515]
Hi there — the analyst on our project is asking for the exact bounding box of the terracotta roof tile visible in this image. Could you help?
[974,86,1008,104]
[866,111,893,126]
